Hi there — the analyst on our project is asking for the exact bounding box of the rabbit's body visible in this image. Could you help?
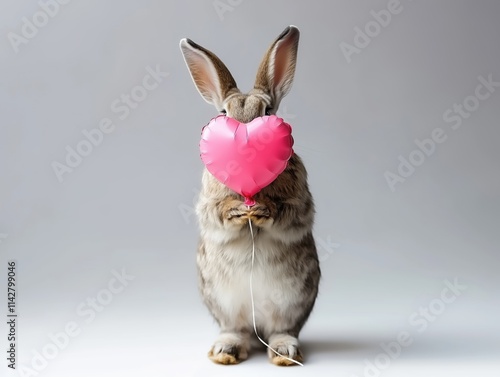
[198,225,316,338]
[180,26,320,366]
[197,154,319,335]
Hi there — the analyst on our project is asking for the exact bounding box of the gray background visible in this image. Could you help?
[1,0,499,376]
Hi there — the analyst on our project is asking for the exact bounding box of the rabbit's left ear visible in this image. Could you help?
[254,26,300,108]
[179,38,238,111]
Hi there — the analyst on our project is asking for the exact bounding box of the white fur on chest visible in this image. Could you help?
[205,233,299,334]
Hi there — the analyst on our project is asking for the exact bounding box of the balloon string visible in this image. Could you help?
[247,215,304,366]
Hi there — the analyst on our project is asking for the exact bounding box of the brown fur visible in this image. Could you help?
[180,26,320,366]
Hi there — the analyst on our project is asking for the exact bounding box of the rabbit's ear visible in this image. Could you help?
[180,38,238,110]
[254,26,300,108]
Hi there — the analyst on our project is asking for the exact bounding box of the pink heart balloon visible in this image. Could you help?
[200,115,294,206]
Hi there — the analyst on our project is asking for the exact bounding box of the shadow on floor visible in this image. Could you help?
[301,333,500,360]
[301,337,381,359]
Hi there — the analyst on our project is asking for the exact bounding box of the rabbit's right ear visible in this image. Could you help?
[179,38,238,111]
[254,26,300,109]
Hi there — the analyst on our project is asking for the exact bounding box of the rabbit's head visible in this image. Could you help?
[179,26,299,123]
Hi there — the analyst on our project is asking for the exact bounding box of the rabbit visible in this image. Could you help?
[179,25,320,366]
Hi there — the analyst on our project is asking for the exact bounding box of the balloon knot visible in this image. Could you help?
[244,197,256,207]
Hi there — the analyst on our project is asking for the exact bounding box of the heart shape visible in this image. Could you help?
[200,115,294,206]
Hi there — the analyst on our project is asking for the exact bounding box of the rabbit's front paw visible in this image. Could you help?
[222,201,250,226]
[248,203,274,228]
[220,200,274,228]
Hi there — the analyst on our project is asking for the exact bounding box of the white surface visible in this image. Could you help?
[1,1,499,376]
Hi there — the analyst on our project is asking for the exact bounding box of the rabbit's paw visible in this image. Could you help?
[267,334,303,366]
[208,333,249,365]
[221,200,250,227]
[248,203,274,228]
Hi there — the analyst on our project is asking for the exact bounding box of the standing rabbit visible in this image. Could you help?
[179,25,320,366]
